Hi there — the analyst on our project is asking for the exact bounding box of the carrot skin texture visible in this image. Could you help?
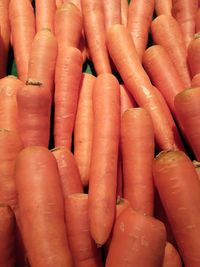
[89,73,120,246]
[151,15,191,88]
[155,0,172,15]
[188,34,200,77]
[153,150,200,267]
[121,0,128,26]
[54,46,83,149]
[103,0,121,30]
[192,73,200,86]
[162,242,182,267]
[74,73,95,186]
[52,147,83,198]
[15,146,73,267]
[81,0,111,74]
[195,8,200,32]
[106,208,166,267]
[65,194,103,267]
[9,0,35,82]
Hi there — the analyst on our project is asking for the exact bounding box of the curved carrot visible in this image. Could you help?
[195,8,200,32]
[188,33,200,77]
[155,0,172,15]
[54,46,83,149]
[74,73,95,186]
[192,72,200,86]
[103,0,121,31]
[121,0,128,26]
[9,0,35,82]
[153,150,200,267]
[15,146,73,267]
[151,15,191,88]
[89,73,120,246]
[163,242,182,267]
[127,0,154,60]
[52,147,83,198]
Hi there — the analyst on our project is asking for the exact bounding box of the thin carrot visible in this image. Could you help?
[89,73,120,246]
[121,0,128,26]
[188,33,200,77]
[74,73,95,186]
[103,0,121,31]
[155,0,172,15]
[191,72,200,86]
[153,150,200,267]
[120,84,136,115]
[54,46,83,149]
[163,242,183,267]
[195,8,200,32]
[151,15,191,88]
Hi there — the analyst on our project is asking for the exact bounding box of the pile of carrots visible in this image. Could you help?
[1,0,200,266]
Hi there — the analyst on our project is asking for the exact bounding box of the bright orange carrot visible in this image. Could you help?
[9,0,35,82]
[54,46,83,149]
[153,150,200,267]
[192,72,200,86]
[74,73,95,186]
[151,15,191,88]
[52,147,83,198]
[106,208,166,267]
[155,0,172,15]
[15,146,73,267]
[89,73,120,246]
[35,0,56,33]
[81,0,111,74]
[195,8,200,32]
[127,0,154,60]
[163,242,183,267]
[106,24,181,150]
[65,194,103,267]
[121,0,128,26]
[103,0,121,31]
[172,0,198,48]
[17,81,51,148]
[188,33,200,77]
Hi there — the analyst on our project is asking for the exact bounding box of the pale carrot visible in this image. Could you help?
[103,0,121,31]
[162,242,183,267]
[121,0,128,26]
[155,0,172,15]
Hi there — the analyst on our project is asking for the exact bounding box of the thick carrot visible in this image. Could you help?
[81,0,111,74]
[155,0,172,15]
[103,0,121,31]
[106,24,180,150]
[27,29,58,97]
[9,0,35,82]
[74,73,95,186]
[35,0,56,33]
[175,87,200,161]
[121,0,128,26]
[15,146,73,267]
[65,194,103,267]
[17,81,51,148]
[52,147,83,198]
[153,150,200,267]
[106,208,166,267]
[188,33,200,77]
[195,8,200,32]
[120,84,136,115]
[172,0,198,48]
[89,73,120,246]
[163,242,182,267]
[127,0,154,61]
[54,46,83,149]
[192,72,200,86]
[151,15,191,88]
[0,205,16,267]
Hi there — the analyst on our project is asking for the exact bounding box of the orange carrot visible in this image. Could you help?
[54,46,83,149]
[106,208,166,267]
[106,24,181,150]
[121,0,128,26]
[155,0,172,15]
[192,72,200,86]
[81,0,111,74]
[74,73,95,186]
[9,0,35,82]
[188,33,200,77]
[103,0,121,31]
[172,0,198,48]
[127,0,154,60]
[151,15,191,88]
[120,84,136,115]
[52,147,83,198]
[15,146,73,267]
[56,0,63,8]
[89,73,120,246]
[195,8,200,32]
[153,150,200,267]
[17,81,51,148]
[65,194,103,267]
[163,242,183,267]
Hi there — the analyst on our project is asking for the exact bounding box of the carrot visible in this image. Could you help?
[193,160,200,180]
[55,3,82,49]
[65,194,103,267]
[163,242,182,267]
[106,24,181,150]
[120,84,136,115]
[56,0,63,8]
[0,205,16,267]
[89,73,120,246]
[151,15,191,88]
[172,0,198,48]
[63,0,81,11]
[54,46,83,149]
[155,0,172,15]
[153,150,200,267]
[52,147,83,198]
[9,0,35,82]
[106,208,166,267]
[127,0,154,61]
[143,45,185,116]
[81,0,111,74]
[35,0,56,33]
[74,73,95,186]
[195,8,200,32]
[103,0,121,31]
[27,29,58,98]
[188,33,200,77]
[192,72,200,86]
[17,81,51,148]
[15,146,73,267]
[121,0,128,26]
[174,87,200,161]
